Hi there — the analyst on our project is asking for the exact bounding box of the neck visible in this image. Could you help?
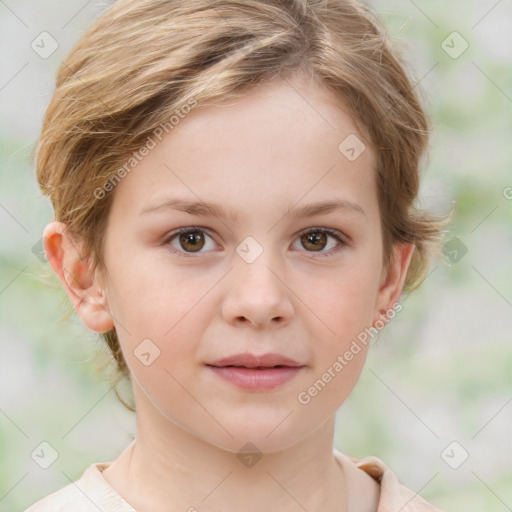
[103,385,348,512]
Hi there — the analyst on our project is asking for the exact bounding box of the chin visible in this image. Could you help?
[195,408,317,455]
[207,431,304,456]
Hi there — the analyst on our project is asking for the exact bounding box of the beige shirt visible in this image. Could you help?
[24,447,443,511]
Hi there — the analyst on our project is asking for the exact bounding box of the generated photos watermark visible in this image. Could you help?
[297,302,403,405]
[93,98,198,200]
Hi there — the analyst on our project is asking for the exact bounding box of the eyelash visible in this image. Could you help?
[162,226,348,259]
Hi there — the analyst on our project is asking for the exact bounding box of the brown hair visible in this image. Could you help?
[35,0,453,411]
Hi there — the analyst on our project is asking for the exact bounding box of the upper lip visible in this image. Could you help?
[207,353,304,368]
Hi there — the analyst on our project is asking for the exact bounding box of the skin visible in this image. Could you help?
[43,73,414,512]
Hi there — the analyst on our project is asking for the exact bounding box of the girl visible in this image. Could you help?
[26,0,451,510]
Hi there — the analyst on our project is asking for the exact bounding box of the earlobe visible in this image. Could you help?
[372,243,415,328]
[42,221,115,333]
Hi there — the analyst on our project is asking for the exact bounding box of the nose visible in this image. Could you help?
[221,252,294,329]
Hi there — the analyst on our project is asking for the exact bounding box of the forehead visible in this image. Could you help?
[108,75,378,225]
[171,76,371,160]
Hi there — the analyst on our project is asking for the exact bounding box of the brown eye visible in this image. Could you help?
[164,227,347,259]
[178,231,205,252]
[294,228,347,258]
[300,231,328,251]
[164,227,216,256]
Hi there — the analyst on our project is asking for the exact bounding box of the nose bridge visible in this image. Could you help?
[234,234,282,296]
[222,234,293,327]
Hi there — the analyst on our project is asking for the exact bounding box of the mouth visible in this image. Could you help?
[208,364,295,369]
[207,353,304,369]
[205,353,306,390]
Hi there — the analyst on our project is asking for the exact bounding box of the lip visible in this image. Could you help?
[205,353,306,391]
[208,353,303,368]
[207,366,305,390]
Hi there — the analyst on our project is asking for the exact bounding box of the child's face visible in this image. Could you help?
[54,76,412,453]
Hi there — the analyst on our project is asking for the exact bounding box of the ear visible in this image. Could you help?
[372,242,415,327]
[42,221,114,333]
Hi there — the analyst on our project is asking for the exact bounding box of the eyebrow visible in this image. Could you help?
[140,197,367,220]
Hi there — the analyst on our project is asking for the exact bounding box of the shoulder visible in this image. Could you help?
[334,449,444,512]
[23,462,136,512]
[23,480,93,512]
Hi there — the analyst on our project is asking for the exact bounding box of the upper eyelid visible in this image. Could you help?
[167,225,346,238]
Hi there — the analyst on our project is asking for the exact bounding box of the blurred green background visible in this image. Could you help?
[1,1,511,510]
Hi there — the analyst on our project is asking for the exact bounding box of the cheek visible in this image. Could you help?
[295,274,375,412]
[119,310,208,419]
[295,260,379,399]
[105,257,218,387]
[107,250,214,330]
[298,263,379,341]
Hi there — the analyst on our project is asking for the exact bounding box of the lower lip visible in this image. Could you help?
[206,365,305,390]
